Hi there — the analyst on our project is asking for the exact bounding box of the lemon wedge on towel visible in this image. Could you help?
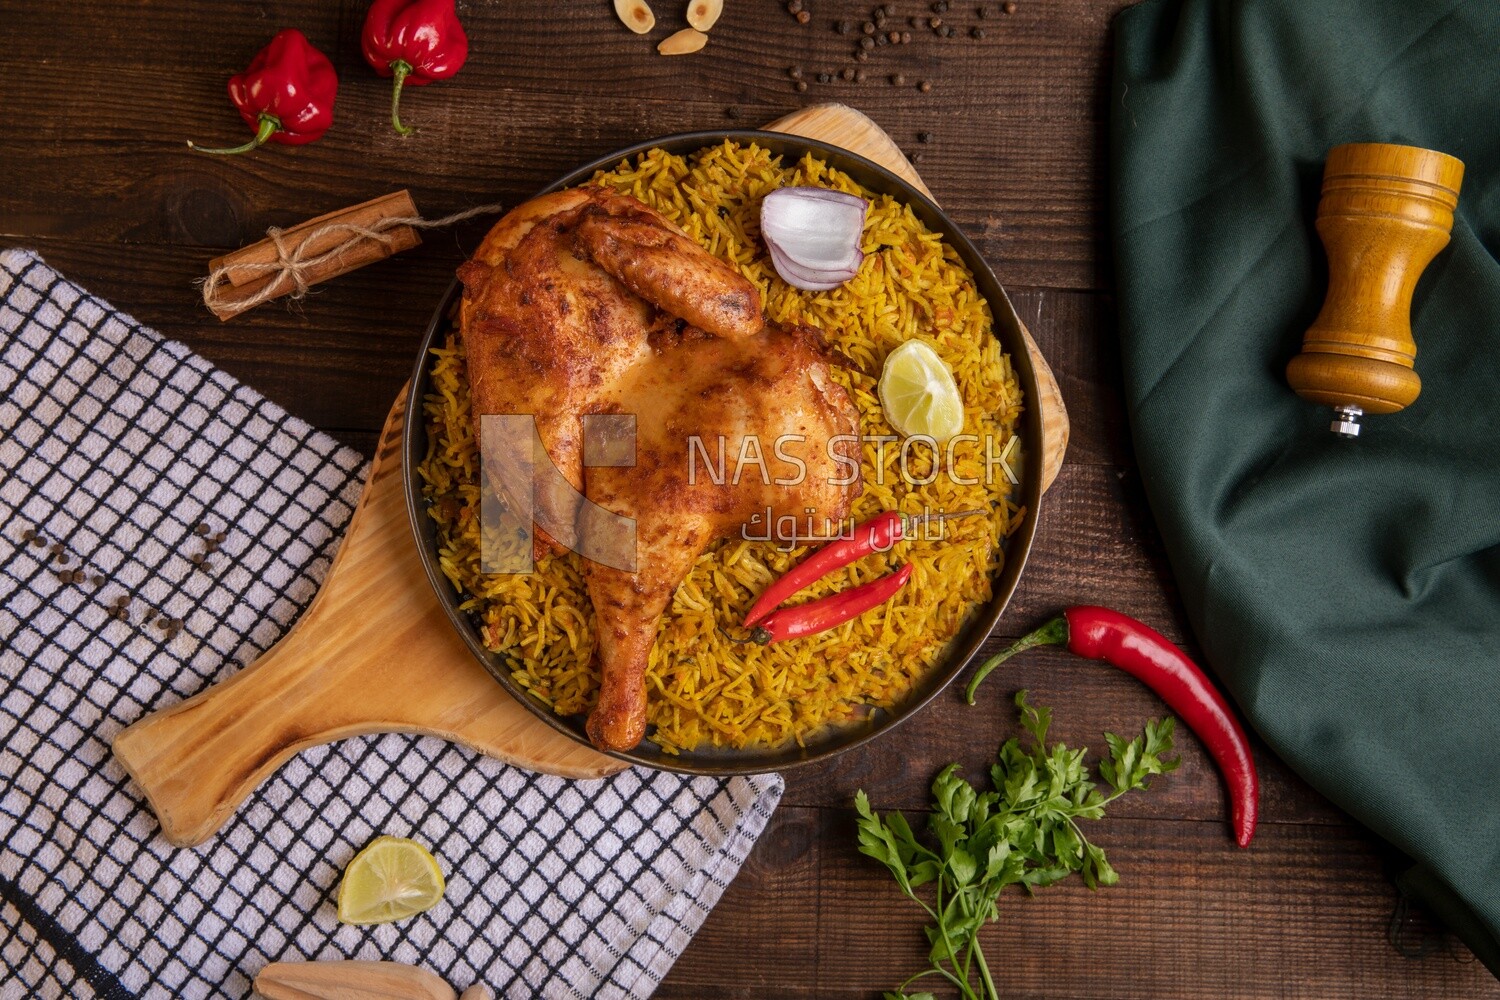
[337,836,445,925]
[878,339,965,443]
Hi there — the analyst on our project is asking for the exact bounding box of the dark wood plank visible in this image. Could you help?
[664,806,1499,999]
[0,0,1126,290]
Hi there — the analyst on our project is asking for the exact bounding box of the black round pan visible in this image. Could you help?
[402,130,1043,775]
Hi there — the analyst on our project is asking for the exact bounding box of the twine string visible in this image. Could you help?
[201,201,506,314]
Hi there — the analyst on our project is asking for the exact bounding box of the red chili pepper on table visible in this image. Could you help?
[749,563,914,644]
[188,29,338,156]
[362,0,470,136]
[742,509,981,627]
[965,605,1259,848]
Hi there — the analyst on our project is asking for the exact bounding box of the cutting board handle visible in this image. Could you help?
[112,389,622,847]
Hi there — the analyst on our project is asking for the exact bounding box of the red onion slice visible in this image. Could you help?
[767,242,859,291]
[761,187,868,290]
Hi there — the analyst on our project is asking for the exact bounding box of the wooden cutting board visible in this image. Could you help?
[112,103,1071,848]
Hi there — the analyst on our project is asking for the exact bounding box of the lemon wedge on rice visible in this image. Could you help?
[337,836,445,925]
[878,339,965,442]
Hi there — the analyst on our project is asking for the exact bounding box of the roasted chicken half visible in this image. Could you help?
[458,188,862,751]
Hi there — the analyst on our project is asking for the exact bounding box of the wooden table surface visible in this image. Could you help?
[5,2,1497,997]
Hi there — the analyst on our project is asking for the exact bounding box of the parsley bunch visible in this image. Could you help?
[855,691,1180,1000]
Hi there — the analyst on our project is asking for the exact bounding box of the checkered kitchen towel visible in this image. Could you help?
[0,249,782,999]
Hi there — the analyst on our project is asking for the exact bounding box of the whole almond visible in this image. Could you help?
[658,27,709,55]
[686,0,724,31]
[253,961,457,1000]
[614,0,656,34]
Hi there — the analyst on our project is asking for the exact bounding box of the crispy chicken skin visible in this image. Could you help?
[458,187,861,752]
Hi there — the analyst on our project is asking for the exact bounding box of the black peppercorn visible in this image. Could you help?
[789,65,804,78]
[841,66,855,80]
[788,0,803,12]
[891,72,906,85]
[863,20,876,34]
[902,30,913,41]
[855,50,869,61]
[972,25,985,37]
[194,522,209,536]
[30,534,44,548]
[919,79,933,92]
[796,9,810,23]
[1003,0,1016,11]
[860,35,875,49]
[918,131,933,142]
[978,3,990,15]
[795,80,808,91]
[837,19,853,33]
[876,33,888,44]
[941,24,955,36]
[818,71,833,83]
[855,68,867,81]
[929,16,942,27]
[932,0,948,10]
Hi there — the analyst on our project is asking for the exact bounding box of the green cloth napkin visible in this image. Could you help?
[1109,0,1500,976]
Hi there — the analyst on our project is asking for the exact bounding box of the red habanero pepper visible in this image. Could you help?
[362,0,470,136]
[188,29,337,155]
[965,606,1259,848]
[749,564,913,644]
[743,509,982,627]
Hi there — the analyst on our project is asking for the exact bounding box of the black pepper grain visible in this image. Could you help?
[787,0,803,12]
[841,66,856,80]
[901,30,913,42]
[191,552,205,565]
[978,3,990,15]
[1003,0,1016,11]
[855,68,867,81]
[859,35,875,49]
[919,79,933,92]
[726,105,741,119]
[21,528,36,542]
[818,71,833,83]
[928,16,942,27]
[795,80,809,91]
[913,152,925,163]
[796,10,811,23]
[932,0,948,11]
[862,20,876,34]
[837,18,853,33]
[876,32,888,44]
[891,72,906,85]
[92,574,104,587]
[887,30,901,42]
[941,24,955,35]
[918,130,933,142]
[193,523,209,536]
[972,25,985,37]
[156,617,171,631]
[855,50,869,62]
[789,65,804,78]
[30,534,45,549]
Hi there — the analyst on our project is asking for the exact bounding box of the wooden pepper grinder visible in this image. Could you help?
[1286,142,1464,436]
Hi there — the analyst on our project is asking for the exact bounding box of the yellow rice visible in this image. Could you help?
[418,141,1024,754]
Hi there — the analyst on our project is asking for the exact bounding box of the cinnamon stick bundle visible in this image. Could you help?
[203,191,422,321]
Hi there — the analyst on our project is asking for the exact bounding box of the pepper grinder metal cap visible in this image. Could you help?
[1286,142,1464,437]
